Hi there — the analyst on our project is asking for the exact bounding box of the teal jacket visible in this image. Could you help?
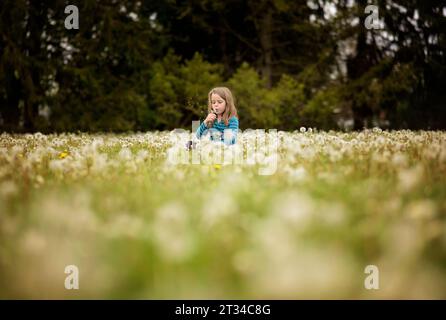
[196,116,239,145]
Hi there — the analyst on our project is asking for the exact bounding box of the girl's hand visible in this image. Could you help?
[204,113,216,127]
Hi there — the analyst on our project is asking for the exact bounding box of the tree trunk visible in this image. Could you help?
[22,2,46,132]
[1,64,21,131]
[259,7,273,88]
[347,0,375,130]
[220,27,231,77]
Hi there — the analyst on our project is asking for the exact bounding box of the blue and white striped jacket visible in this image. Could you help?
[196,116,239,145]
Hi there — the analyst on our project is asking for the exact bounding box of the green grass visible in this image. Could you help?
[0,129,445,298]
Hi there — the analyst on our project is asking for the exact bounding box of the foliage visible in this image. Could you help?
[0,0,445,132]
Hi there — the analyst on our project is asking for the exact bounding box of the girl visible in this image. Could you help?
[196,87,239,145]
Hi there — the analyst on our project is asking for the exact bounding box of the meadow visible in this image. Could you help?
[0,129,445,299]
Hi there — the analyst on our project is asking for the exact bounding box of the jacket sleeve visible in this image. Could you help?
[196,121,208,139]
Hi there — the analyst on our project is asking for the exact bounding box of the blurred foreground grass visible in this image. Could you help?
[0,129,445,299]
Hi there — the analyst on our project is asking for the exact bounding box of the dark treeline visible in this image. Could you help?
[1,0,445,132]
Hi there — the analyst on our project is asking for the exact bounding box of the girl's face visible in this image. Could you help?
[211,93,226,115]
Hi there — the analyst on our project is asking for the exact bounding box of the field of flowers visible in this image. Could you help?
[0,129,445,299]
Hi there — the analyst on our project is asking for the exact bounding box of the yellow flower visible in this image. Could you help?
[213,164,221,170]
[58,151,68,159]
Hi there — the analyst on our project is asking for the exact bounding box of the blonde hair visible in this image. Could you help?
[208,87,238,126]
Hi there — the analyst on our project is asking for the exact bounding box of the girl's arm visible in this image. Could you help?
[196,121,209,139]
[196,113,217,139]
